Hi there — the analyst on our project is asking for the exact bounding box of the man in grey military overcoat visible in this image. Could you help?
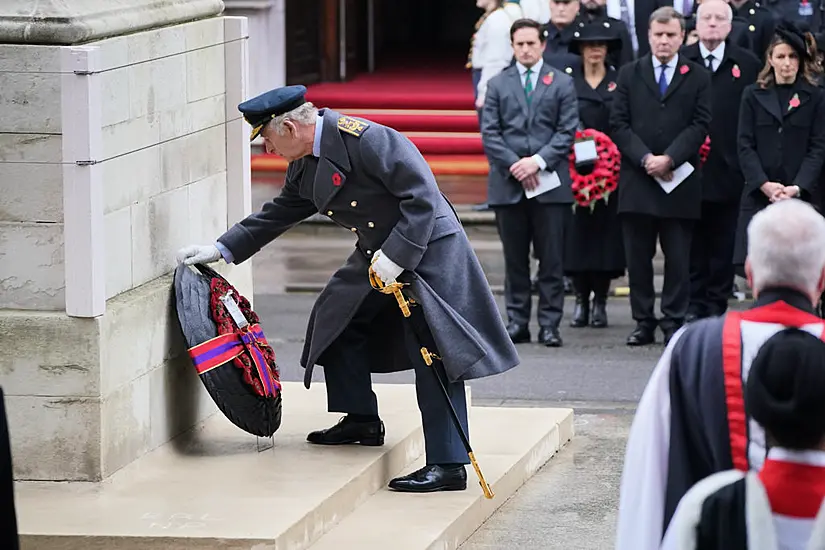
[177,86,520,493]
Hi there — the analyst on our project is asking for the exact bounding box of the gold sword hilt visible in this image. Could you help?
[368,266,411,317]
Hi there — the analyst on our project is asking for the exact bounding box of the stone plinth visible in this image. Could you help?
[0,13,254,481]
[0,0,225,45]
[223,0,285,97]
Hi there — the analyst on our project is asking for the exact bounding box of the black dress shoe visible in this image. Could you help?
[590,299,608,328]
[661,324,682,346]
[507,322,530,343]
[307,416,385,446]
[388,464,467,493]
[626,324,655,346]
[570,295,590,327]
[539,326,562,347]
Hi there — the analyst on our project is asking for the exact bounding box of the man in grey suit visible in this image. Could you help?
[177,86,520,493]
[481,18,579,347]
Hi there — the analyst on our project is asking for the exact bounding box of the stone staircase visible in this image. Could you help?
[16,382,573,550]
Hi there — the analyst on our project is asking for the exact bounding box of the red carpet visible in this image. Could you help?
[252,60,489,177]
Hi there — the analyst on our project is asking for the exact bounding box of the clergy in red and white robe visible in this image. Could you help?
[615,288,825,550]
[661,448,825,550]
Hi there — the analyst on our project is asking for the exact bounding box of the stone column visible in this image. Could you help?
[0,0,254,481]
[223,0,286,97]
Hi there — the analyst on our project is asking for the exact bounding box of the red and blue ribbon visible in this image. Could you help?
[187,324,280,397]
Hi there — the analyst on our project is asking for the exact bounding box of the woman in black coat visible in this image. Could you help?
[564,23,626,328]
[734,23,825,271]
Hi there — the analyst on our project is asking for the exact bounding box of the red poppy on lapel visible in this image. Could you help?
[679,65,689,75]
[607,81,617,92]
[332,172,342,186]
[543,72,554,86]
[789,93,801,111]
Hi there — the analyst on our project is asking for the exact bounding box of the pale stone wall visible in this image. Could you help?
[0,15,254,481]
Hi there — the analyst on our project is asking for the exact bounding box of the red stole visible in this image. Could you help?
[721,301,825,471]
[759,457,825,518]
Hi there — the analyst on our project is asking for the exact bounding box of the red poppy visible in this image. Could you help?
[699,135,711,166]
[543,73,554,86]
[332,173,342,186]
[732,65,740,79]
[607,81,617,92]
[789,93,801,111]
[679,65,689,75]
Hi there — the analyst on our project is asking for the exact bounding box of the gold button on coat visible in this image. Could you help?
[367,249,373,255]
[327,210,333,216]
[350,201,357,207]
[351,227,357,232]
[368,222,375,228]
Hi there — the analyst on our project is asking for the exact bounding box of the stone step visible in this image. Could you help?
[308,406,574,550]
[16,382,428,549]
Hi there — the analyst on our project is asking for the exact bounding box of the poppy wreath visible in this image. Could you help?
[699,135,711,166]
[209,277,281,398]
[568,128,620,210]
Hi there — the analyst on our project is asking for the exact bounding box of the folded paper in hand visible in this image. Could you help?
[655,162,694,194]
[525,170,561,199]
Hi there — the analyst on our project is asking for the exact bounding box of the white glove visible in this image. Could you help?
[370,249,404,283]
[176,244,222,266]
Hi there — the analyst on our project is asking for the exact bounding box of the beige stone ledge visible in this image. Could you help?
[0,1,225,46]
[0,44,60,72]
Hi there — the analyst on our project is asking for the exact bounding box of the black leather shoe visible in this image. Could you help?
[539,326,562,347]
[626,324,655,346]
[570,295,590,327]
[590,299,608,328]
[507,322,530,343]
[661,324,682,346]
[388,464,467,493]
[307,416,385,446]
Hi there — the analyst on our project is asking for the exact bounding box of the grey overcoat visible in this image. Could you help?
[218,110,520,387]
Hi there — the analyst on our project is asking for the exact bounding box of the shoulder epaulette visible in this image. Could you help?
[338,115,370,137]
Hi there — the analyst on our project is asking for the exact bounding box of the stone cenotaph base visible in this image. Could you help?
[0,0,254,482]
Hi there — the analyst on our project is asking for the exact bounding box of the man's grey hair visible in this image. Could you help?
[649,6,685,31]
[696,0,733,23]
[747,200,825,295]
[271,102,318,136]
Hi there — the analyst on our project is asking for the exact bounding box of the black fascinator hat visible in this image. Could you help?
[774,20,814,61]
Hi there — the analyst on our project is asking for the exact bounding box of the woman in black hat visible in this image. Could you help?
[734,22,825,277]
[660,328,825,550]
[563,22,626,329]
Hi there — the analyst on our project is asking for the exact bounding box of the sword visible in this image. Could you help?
[368,267,494,499]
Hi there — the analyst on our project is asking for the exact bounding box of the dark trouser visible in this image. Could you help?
[322,290,469,465]
[494,200,568,328]
[688,201,739,318]
[622,214,693,330]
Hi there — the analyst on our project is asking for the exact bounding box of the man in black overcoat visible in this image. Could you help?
[610,6,712,346]
[681,0,761,320]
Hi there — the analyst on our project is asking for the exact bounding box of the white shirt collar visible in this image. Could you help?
[312,112,324,157]
[699,41,725,62]
[768,447,825,468]
[652,53,679,70]
[517,58,544,76]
